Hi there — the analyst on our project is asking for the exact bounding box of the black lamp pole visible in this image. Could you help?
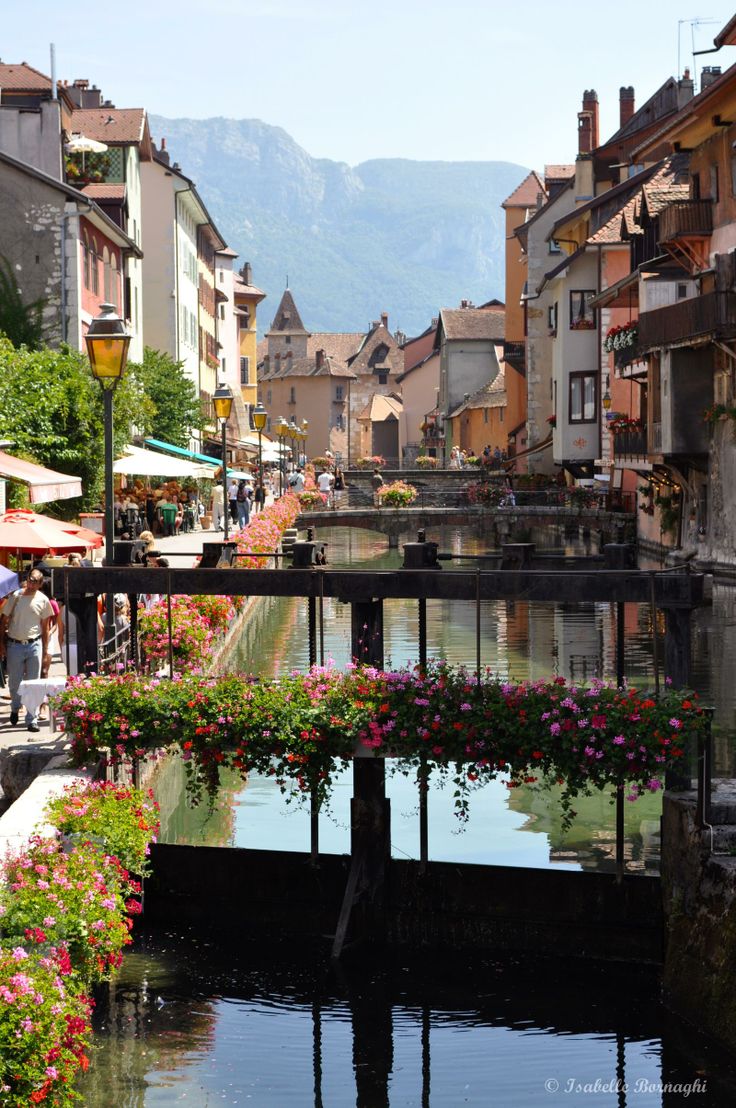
[213,383,234,542]
[253,402,267,513]
[85,304,130,660]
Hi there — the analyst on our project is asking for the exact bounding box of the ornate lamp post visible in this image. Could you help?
[277,416,289,496]
[301,418,309,466]
[85,303,131,653]
[252,401,267,511]
[213,382,234,541]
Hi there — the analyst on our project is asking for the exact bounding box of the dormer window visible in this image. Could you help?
[370,343,389,367]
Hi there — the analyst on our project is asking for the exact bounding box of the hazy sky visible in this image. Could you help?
[4,1,736,169]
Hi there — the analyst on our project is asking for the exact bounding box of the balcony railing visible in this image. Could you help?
[503,341,526,373]
[614,341,641,371]
[658,199,713,242]
[638,291,736,350]
[612,429,647,458]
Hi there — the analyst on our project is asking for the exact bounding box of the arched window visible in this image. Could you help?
[82,232,91,290]
[90,238,99,295]
[110,255,118,310]
[103,246,111,302]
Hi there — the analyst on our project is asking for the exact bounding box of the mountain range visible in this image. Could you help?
[149,114,529,338]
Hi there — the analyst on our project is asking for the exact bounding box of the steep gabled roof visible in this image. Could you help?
[0,61,52,93]
[501,170,546,209]
[69,107,148,146]
[307,332,363,363]
[435,307,505,345]
[267,289,309,334]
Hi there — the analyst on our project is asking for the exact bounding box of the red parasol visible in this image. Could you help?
[0,510,94,554]
[59,521,104,549]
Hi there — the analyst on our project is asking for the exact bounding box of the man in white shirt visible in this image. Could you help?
[317,470,334,504]
[0,570,54,732]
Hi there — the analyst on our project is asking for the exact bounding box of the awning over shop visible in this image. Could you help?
[145,438,224,468]
[114,445,218,479]
[0,451,82,503]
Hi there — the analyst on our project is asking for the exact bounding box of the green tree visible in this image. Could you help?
[0,337,153,518]
[0,256,45,350]
[130,348,203,449]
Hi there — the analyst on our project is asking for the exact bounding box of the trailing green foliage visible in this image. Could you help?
[0,255,45,350]
[132,347,203,448]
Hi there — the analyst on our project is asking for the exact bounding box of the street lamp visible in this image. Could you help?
[252,401,267,511]
[213,382,234,541]
[277,416,289,496]
[85,303,131,659]
[301,419,309,466]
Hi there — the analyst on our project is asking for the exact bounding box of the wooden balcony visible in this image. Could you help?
[638,291,736,350]
[503,341,526,374]
[612,428,647,459]
[658,200,713,242]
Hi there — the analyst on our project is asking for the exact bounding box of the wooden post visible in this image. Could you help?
[664,606,693,790]
[332,599,389,959]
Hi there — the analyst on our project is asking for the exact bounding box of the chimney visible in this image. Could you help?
[157,137,170,166]
[316,348,325,369]
[242,261,253,286]
[678,68,695,108]
[380,312,388,329]
[578,89,599,155]
[73,78,89,90]
[285,350,293,365]
[275,352,281,369]
[619,86,635,127]
[701,66,722,90]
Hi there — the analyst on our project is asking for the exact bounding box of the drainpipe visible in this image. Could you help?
[597,244,603,464]
[60,199,93,346]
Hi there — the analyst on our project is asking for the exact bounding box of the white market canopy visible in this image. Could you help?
[113,445,218,479]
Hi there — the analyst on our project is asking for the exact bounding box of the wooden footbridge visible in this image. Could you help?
[54,546,708,962]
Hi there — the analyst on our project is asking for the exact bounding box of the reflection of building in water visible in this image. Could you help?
[508,782,662,874]
[553,602,612,682]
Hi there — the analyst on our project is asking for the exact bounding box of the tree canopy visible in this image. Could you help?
[0,340,205,518]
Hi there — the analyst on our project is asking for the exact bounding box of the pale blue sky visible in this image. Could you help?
[4,1,736,168]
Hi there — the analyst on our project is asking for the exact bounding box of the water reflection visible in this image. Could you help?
[78,927,736,1107]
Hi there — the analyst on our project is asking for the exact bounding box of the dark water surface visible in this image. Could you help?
[80,524,736,1104]
[79,928,736,1106]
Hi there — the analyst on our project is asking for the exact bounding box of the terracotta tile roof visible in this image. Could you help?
[307,332,364,362]
[545,164,575,181]
[216,246,238,257]
[0,62,51,92]
[587,196,637,245]
[359,394,403,422]
[502,170,546,209]
[233,274,266,298]
[267,289,308,333]
[438,307,505,342]
[641,159,690,215]
[80,183,126,201]
[68,107,147,145]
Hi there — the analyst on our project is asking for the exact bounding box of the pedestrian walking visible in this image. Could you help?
[0,569,54,732]
[371,467,384,506]
[236,479,251,529]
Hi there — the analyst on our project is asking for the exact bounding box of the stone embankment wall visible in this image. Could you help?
[661,787,736,1053]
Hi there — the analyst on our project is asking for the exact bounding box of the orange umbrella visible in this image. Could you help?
[0,509,92,555]
[59,521,104,549]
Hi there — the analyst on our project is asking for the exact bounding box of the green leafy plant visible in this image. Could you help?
[377,480,417,506]
[54,665,705,828]
[0,256,45,350]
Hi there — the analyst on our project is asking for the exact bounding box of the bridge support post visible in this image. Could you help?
[332,599,390,959]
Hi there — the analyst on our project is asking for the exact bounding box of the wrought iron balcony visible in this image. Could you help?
[638,291,736,350]
[658,199,713,243]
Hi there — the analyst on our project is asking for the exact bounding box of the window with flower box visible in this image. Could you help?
[569,290,596,330]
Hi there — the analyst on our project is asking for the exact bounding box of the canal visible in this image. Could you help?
[78,523,736,1105]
